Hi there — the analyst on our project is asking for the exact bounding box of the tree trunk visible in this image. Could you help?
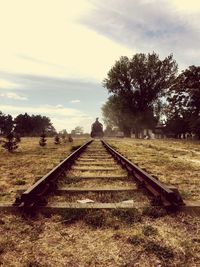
[123,127,131,137]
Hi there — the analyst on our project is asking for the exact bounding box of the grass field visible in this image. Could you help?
[0,137,87,202]
[0,137,199,266]
[107,138,200,202]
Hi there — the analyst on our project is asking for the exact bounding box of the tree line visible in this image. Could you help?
[0,112,56,136]
[102,52,200,139]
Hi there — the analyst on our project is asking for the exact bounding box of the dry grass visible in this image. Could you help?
[0,211,199,266]
[58,178,136,189]
[107,138,200,201]
[0,138,200,266]
[0,137,87,202]
[48,191,149,204]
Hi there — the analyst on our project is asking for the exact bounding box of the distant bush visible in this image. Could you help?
[2,132,20,152]
[68,134,73,142]
[54,135,60,145]
[39,132,47,147]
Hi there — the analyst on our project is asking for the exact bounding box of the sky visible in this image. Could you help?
[0,0,200,132]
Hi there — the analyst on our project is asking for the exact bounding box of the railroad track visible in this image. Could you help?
[0,139,187,214]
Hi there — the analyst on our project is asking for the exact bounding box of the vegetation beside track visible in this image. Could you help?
[107,138,200,201]
[0,137,87,202]
[0,138,199,266]
[0,211,199,266]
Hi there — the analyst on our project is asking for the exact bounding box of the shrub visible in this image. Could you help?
[145,241,174,260]
[39,132,47,147]
[2,132,19,152]
[142,225,158,236]
[15,179,26,185]
[61,209,86,224]
[127,235,144,245]
[85,210,106,228]
[112,208,142,224]
[54,135,60,145]
[142,206,167,218]
[68,135,73,142]
[25,261,43,267]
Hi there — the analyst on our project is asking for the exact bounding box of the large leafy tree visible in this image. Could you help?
[14,113,56,136]
[102,52,178,136]
[166,65,200,138]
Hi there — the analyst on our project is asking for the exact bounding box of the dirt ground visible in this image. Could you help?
[0,137,199,266]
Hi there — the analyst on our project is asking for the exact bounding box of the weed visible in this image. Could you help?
[29,225,44,241]
[0,219,5,225]
[112,208,142,224]
[25,261,43,267]
[0,244,5,254]
[61,209,86,224]
[0,238,15,254]
[142,225,158,236]
[144,241,174,261]
[142,206,167,218]
[127,235,144,245]
[85,210,106,228]
[15,179,26,185]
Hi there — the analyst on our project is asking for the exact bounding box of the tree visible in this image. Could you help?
[59,129,68,143]
[39,132,47,147]
[0,111,13,136]
[71,126,84,136]
[166,65,200,138]
[54,135,60,145]
[2,132,19,152]
[68,134,73,142]
[103,53,178,137]
[14,113,56,136]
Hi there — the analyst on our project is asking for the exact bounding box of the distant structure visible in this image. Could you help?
[91,118,103,138]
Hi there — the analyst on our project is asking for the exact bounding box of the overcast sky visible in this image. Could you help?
[0,0,200,132]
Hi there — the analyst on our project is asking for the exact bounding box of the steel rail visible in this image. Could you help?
[101,140,184,207]
[14,140,93,208]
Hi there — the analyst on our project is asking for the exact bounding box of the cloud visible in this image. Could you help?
[70,99,81,103]
[0,0,132,81]
[81,0,200,70]
[0,104,93,132]
[0,79,20,89]
[0,92,27,100]
[0,71,108,114]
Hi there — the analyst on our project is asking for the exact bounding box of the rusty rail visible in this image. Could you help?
[101,140,184,207]
[14,140,93,208]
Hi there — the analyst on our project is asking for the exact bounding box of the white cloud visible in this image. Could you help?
[55,104,63,108]
[0,92,27,100]
[0,0,132,81]
[70,100,81,103]
[83,0,200,70]
[0,79,20,89]
[0,104,93,132]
